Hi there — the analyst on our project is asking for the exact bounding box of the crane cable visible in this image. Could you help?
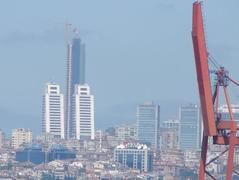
[208,53,239,88]
[208,53,220,70]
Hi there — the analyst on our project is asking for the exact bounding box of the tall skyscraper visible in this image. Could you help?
[179,104,201,151]
[11,128,32,149]
[136,102,160,149]
[72,84,94,140]
[42,83,65,139]
[66,37,85,139]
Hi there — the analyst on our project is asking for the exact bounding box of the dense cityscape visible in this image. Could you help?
[1,26,239,179]
[2,102,239,179]
[1,1,239,180]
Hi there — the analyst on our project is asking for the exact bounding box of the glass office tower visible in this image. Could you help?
[137,102,160,150]
[179,104,201,151]
[66,37,85,139]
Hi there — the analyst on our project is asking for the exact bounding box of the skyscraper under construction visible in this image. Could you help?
[65,35,85,139]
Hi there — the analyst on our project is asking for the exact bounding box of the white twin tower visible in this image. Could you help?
[42,34,94,140]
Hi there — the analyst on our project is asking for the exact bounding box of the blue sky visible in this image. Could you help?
[0,0,239,134]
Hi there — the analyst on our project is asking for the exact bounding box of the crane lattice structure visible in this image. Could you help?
[192,1,239,179]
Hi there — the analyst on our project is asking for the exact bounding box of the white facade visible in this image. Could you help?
[218,104,239,136]
[162,119,179,130]
[218,104,239,122]
[73,84,94,140]
[114,143,153,172]
[218,104,239,114]
[42,83,65,139]
[11,128,32,149]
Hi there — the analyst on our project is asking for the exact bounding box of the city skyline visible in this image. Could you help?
[1,1,239,178]
[0,0,239,135]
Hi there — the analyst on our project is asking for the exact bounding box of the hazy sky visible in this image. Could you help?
[0,0,239,134]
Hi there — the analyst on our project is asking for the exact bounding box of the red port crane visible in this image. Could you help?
[192,1,239,179]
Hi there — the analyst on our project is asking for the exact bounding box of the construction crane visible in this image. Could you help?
[192,1,239,179]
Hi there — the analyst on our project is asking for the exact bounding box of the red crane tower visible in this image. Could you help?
[192,1,239,179]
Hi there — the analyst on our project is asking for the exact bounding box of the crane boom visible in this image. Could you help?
[192,2,217,136]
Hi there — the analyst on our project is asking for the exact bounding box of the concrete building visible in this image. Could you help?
[114,143,153,172]
[15,144,76,164]
[116,124,137,141]
[218,104,239,121]
[218,104,239,139]
[179,104,201,151]
[73,84,94,140]
[137,102,160,149]
[11,128,32,149]
[48,144,76,161]
[65,36,85,139]
[42,83,65,139]
[162,119,179,130]
[0,129,4,148]
[161,119,179,150]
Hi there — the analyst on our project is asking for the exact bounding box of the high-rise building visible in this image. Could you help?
[11,128,32,149]
[218,104,239,137]
[179,104,201,151]
[218,104,239,121]
[0,129,4,148]
[42,83,65,139]
[114,143,153,172]
[66,37,85,139]
[72,84,94,140]
[136,102,160,149]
